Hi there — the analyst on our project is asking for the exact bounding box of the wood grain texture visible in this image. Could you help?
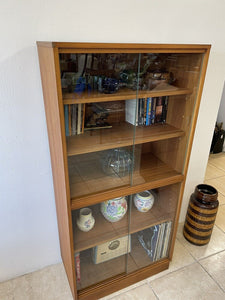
[72,184,178,252]
[67,123,184,156]
[37,45,76,298]
[78,259,169,300]
[69,152,184,209]
[36,42,211,299]
[63,88,192,104]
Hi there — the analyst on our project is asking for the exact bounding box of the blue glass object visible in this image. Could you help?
[102,78,119,94]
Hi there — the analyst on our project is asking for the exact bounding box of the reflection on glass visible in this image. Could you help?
[102,148,132,178]
[72,200,129,290]
[60,53,139,96]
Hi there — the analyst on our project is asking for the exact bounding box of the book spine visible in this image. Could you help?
[81,104,85,133]
[77,103,82,134]
[142,99,145,125]
[75,252,81,283]
[144,98,147,125]
[64,105,69,136]
[162,221,172,258]
[151,98,156,125]
[146,98,149,126]
[153,224,162,261]
[71,104,77,135]
[68,105,72,136]
[125,99,138,126]
[148,97,152,125]
[162,96,169,123]
[138,99,142,125]
[155,97,163,124]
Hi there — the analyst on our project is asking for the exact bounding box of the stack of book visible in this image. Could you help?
[64,104,85,136]
[125,96,168,126]
[138,221,172,262]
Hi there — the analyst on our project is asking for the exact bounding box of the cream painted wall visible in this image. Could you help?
[0,0,225,282]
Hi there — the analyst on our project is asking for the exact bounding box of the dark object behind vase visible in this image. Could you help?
[210,122,225,153]
[183,184,219,246]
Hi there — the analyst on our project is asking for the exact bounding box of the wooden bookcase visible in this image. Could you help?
[37,42,210,300]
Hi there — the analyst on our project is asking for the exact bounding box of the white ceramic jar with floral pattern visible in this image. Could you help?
[134,190,155,212]
[100,196,127,222]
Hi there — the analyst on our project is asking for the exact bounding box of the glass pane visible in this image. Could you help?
[72,198,129,290]
[59,52,140,199]
[131,53,204,187]
[127,183,180,272]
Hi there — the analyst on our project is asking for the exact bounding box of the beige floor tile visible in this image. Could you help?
[100,279,147,300]
[147,238,195,282]
[150,263,225,300]
[204,163,225,180]
[208,154,225,172]
[11,275,32,300]
[26,263,72,300]
[209,152,225,161]
[107,284,157,300]
[204,176,225,196]
[176,223,225,260]
[215,205,225,232]
[0,280,13,300]
[218,193,225,205]
[200,250,225,292]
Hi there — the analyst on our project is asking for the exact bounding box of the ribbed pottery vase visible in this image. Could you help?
[183,184,219,246]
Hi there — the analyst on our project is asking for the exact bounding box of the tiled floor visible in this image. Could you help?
[1,153,225,300]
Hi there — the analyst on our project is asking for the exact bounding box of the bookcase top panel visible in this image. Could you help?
[37,41,211,54]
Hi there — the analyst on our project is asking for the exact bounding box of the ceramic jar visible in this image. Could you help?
[76,208,95,232]
[134,190,155,212]
[101,196,127,222]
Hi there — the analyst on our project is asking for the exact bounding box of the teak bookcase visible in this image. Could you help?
[37,42,210,300]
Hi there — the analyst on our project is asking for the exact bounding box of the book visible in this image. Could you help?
[125,99,138,126]
[155,97,163,123]
[68,105,72,135]
[75,252,81,283]
[162,96,168,123]
[64,105,69,136]
[138,221,172,262]
[154,223,166,261]
[151,98,156,124]
[71,104,77,135]
[161,221,172,258]
[137,224,161,261]
[77,103,82,135]
[146,97,152,126]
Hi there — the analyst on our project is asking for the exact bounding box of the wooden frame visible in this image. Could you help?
[37,42,210,300]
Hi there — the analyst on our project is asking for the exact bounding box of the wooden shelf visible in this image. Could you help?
[69,153,183,209]
[63,87,192,105]
[73,185,177,253]
[67,123,184,156]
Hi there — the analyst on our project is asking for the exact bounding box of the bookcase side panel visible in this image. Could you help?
[168,48,211,258]
[37,45,76,298]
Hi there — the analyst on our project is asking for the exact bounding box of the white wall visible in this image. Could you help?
[1,0,225,282]
[217,83,225,125]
